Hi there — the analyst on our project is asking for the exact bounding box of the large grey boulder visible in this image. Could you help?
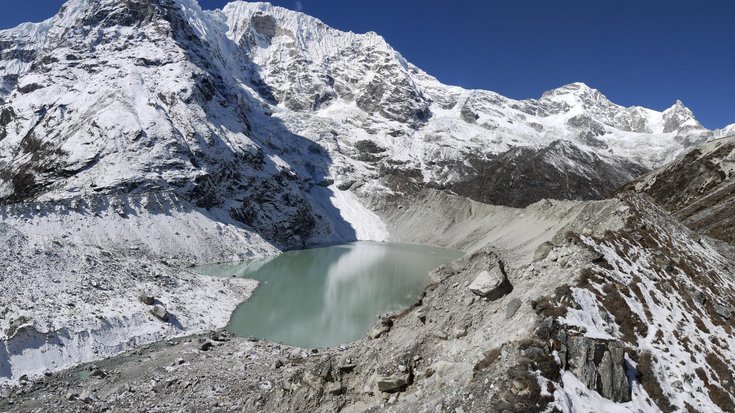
[150,305,169,322]
[468,262,512,300]
[559,334,631,402]
[377,369,412,393]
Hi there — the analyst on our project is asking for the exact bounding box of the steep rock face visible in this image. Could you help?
[626,135,735,243]
[449,140,648,207]
[0,0,344,248]
[222,2,431,125]
[208,6,712,205]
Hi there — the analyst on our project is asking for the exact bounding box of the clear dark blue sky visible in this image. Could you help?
[2,0,734,128]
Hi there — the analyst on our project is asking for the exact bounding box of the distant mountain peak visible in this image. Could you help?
[662,99,700,133]
[539,82,612,109]
[667,99,691,113]
[542,82,601,97]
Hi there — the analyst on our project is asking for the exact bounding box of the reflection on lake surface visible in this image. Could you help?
[195,242,463,348]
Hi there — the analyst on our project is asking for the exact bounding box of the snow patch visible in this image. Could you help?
[326,186,388,242]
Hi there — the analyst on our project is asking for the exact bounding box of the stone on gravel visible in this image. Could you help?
[377,370,412,393]
[150,305,169,321]
[90,368,106,379]
[79,389,96,404]
[415,310,426,324]
[326,381,344,395]
[138,292,155,305]
[451,326,468,339]
[339,357,356,372]
[468,263,512,300]
[533,242,554,262]
[505,298,522,319]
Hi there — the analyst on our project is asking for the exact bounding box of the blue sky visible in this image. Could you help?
[2,0,734,128]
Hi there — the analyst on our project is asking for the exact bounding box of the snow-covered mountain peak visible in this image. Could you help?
[664,99,695,118]
[541,82,605,100]
[537,82,626,119]
[221,1,394,53]
[0,0,718,215]
[662,98,701,133]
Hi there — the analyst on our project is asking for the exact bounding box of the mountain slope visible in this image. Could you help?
[0,1,733,411]
[5,191,735,413]
[627,135,735,243]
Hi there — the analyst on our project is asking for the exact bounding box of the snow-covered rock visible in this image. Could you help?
[0,0,715,222]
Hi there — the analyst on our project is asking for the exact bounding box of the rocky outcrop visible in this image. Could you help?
[715,303,734,319]
[558,333,631,402]
[449,141,649,207]
[250,13,277,39]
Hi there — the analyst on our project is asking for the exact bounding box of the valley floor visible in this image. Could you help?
[2,190,735,413]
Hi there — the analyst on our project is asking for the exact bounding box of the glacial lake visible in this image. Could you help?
[195,242,463,348]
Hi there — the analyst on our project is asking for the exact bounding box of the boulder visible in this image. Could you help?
[558,333,631,402]
[692,290,706,305]
[139,293,155,305]
[370,324,391,339]
[336,180,356,191]
[468,263,512,300]
[302,371,324,392]
[377,370,412,393]
[89,368,106,379]
[316,178,334,187]
[505,298,522,319]
[326,381,344,395]
[533,242,554,262]
[714,303,733,319]
[78,389,97,404]
[150,305,168,322]
[415,310,426,324]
